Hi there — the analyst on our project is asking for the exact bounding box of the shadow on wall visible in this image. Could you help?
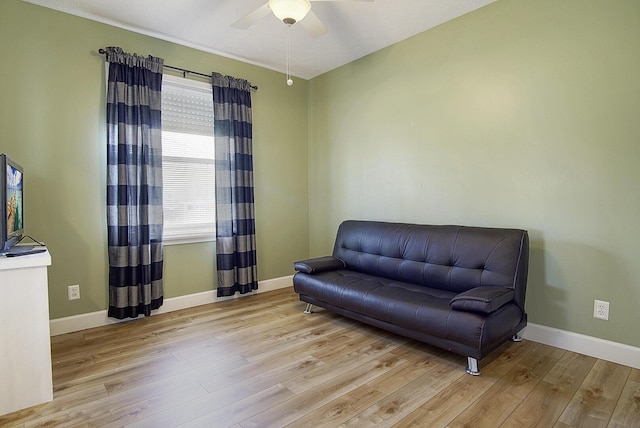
[27,162,108,318]
[526,230,568,329]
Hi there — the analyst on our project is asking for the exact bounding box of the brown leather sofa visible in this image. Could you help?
[293,220,529,375]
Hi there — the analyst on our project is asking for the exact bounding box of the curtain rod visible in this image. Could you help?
[98,48,258,91]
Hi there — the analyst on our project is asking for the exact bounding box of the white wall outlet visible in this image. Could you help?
[68,284,80,300]
[593,299,609,320]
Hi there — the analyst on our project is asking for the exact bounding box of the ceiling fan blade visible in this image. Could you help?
[300,10,327,38]
[232,3,271,29]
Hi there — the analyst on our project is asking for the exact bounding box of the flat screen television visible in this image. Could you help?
[1,153,25,254]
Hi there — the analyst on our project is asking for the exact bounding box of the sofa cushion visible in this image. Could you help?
[294,269,524,349]
[332,221,528,296]
[449,286,514,314]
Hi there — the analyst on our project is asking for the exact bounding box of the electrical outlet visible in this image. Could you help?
[68,285,80,300]
[593,299,609,320]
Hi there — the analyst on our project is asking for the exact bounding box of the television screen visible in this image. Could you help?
[7,162,23,235]
[1,153,25,253]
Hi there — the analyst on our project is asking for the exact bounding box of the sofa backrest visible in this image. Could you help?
[332,220,529,310]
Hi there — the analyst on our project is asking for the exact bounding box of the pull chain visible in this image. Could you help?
[286,25,293,86]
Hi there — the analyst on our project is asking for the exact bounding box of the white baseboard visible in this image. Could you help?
[522,323,640,370]
[49,275,293,336]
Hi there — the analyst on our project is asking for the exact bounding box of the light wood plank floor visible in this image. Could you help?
[2,288,639,427]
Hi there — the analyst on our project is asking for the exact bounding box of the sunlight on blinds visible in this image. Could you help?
[161,74,216,243]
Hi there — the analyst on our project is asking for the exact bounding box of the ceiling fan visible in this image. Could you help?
[233,0,375,38]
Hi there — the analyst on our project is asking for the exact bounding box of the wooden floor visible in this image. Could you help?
[2,288,639,427]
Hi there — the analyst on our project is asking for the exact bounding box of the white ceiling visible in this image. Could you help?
[23,0,496,80]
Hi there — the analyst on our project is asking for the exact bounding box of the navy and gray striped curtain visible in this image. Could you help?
[105,47,165,319]
[212,72,258,297]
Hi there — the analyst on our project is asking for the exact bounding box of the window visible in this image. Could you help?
[161,74,215,244]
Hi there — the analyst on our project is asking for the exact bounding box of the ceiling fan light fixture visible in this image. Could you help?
[268,0,312,25]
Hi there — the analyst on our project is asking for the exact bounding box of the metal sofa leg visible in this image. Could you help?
[465,357,480,376]
[303,303,314,314]
[512,332,523,342]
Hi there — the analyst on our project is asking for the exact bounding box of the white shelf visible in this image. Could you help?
[0,248,53,416]
[0,248,51,269]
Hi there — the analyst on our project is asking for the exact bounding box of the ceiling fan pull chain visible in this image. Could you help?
[286,25,293,86]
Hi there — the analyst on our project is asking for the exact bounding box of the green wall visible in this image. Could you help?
[308,0,640,347]
[0,0,309,319]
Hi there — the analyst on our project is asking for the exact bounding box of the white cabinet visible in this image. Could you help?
[0,249,53,416]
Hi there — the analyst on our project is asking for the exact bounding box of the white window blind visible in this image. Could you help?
[161,74,216,244]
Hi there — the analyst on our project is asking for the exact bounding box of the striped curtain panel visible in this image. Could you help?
[105,47,165,319]
[212,72,258,297]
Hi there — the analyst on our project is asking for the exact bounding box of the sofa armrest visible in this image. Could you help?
[450,286,514,314]
[294,256,346,274]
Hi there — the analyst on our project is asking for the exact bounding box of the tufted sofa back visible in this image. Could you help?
[332,220,529,310]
